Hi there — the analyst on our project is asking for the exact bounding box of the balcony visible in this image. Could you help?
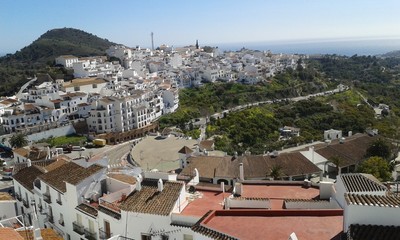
[45,215,54,224]
[22,199,30,208]
[38,204,43,213]
[84,228,97,240]
[15,193,21,201]
[99,228,112,240]
[43,192,51,204]
[73,221,85,235]
[56,198,62,205]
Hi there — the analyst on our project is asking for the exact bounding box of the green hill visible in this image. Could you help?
[2,28,116,65]
[0,28,117,96]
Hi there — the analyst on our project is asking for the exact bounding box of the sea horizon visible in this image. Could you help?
[214,37,400,56]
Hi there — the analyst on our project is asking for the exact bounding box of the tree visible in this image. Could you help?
[329,156,344,175]
[358,156,392,182]
[269,165,283,180]
[9,133,28,148]
[366,138,391,160]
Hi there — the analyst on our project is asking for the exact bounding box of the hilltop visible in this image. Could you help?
[1,28,116,65]
[380,50,400,58]
[0,28,117,96]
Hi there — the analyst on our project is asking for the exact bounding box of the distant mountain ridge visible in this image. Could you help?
[1,27,116,64]
[380,50,400,58]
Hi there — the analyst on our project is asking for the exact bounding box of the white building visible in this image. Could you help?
[55,55,79,68]
[61,78,107,94]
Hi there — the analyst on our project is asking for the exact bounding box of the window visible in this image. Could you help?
[93,84,97,88]
[74,86,80,91]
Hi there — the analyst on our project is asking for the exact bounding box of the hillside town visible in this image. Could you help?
[0,44,398,240]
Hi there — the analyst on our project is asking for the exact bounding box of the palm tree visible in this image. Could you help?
[329,156,343,175]
[269,165,283,180]
[9,133,28,148]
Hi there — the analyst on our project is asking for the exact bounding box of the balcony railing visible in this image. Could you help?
[22,199,30,208]
[38,204,43,213]
[56,198,62,205]
[43,192,51,204]
[99,228,112,240]
[73,221,84,235]
[15,193,22,201]
[48,215,54,224]
[84,228,97,240]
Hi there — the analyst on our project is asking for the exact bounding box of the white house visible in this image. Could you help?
[55,55,79,68]
[62,78,107,94]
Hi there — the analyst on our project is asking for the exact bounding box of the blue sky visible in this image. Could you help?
[1,0,400,54]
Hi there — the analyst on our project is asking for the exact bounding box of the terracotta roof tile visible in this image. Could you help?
[13,166,44,191]
[18,228,63,240]
[340,173,386,192]
[199,140,214,151]
[345,193,400,207]
[0,192,14,201]
[315,134,376,167]
[13,148,30,157]
[120,179,183,216]
[178,146,193,154]
[348,224,400,240]
[284,199,341,209]
[107,173,137,185]
[38,162,105,193]
[180,152,321,180]
[0,228,24,240]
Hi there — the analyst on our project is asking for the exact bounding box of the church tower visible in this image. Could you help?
[195,39,199,49]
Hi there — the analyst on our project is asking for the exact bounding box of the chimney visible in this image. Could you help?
[135,177,141,191]
[158,179,164,192]
[239,163,244,181]
[348,131,352,137]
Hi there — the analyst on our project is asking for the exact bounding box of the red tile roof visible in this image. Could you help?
[315,134,377,167]
[120,179,184,216]
[13,166,44,191]
[38,162,105,193]
[348,224,400,240]
[341,173,386,192]
[0,228,24,240]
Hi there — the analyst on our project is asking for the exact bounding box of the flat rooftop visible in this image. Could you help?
[242,183,320,209]
[181,191,226,216]
[202,210,343,240]
[181,183,321,216]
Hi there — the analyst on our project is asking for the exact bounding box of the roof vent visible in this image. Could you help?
[158,179,164,192]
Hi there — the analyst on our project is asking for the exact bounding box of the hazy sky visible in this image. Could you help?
[1,0,400,54]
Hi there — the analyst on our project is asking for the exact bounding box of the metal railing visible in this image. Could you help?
[48,215,54,224]
[84,228,97,240]
[73,221,84,235]
[43,192,51,204]
[56,198,62,205]
[99,228,112,240]
[22,199,30,208]
[58,219,64,226]
[15,193,22,201]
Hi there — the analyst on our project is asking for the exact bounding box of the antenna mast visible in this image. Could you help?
[151,32,154,51]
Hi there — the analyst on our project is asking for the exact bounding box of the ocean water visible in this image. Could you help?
[217,38,400,56]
